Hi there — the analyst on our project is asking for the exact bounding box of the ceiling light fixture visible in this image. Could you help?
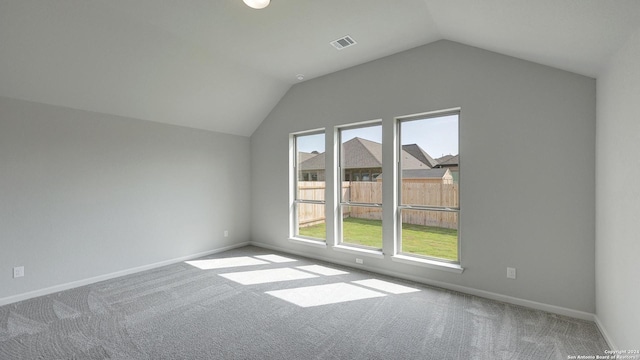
[243,0,270,9]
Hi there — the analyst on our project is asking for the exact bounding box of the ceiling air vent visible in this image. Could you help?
[330,35,357,50]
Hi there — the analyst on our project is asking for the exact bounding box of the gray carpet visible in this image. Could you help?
[0,246,609,359]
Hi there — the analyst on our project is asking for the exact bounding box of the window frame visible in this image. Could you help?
[336,120,383,251]
[396,109,461,264]
[290,129,326,243]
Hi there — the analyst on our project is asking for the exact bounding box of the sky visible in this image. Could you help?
[297,114,458,159]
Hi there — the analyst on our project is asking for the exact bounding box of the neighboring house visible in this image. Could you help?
[298,155,323,181]
[402,144,439,168]
[298,137,433,181]
[435,154,459,170]
[435,154,459,183]
[297,151,321,180]
[298,151,319,163]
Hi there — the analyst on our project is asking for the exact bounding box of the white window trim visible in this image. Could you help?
[395,108,462,266]
[333,244,384,259]
[334,120,384,251]
[290,129,327,242]
[289,110,463,273]
[391,254,464,274]
[289,237,328,248]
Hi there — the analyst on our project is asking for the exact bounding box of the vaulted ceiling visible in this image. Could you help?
[1,1,639,136]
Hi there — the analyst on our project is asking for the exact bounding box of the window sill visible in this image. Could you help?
[288,237,328,248]
[391,254,464,274]
[332,245,385,259]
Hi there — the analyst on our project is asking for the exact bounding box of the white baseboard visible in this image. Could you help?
[251,240,596,322]
[0,242,250,307]
[594,315,617,350]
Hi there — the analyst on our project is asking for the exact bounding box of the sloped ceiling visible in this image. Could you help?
[1,0,639,136]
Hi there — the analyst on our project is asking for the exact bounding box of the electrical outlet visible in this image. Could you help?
[356,258,363,264]
[224,230,229,237]
[13,266,24,278]
[507,267,516,279]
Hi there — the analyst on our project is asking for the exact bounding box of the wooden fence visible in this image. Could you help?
[297,181,458,229]
[296,181,329,227]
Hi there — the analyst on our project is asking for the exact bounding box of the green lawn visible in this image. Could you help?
[299,217,458,261]
[401,222,458,261]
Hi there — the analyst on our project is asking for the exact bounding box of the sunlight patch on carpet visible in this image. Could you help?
[266,283,386,307]
[219,268,318,285]
[185,256,267,270]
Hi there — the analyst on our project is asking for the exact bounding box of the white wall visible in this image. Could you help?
[0,96,250,301]
[596,28,640,349]
[251,40,597,313]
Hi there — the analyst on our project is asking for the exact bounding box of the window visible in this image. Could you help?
[338,122,383,250]
[293,131,326,241]
[398,111,459,263]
